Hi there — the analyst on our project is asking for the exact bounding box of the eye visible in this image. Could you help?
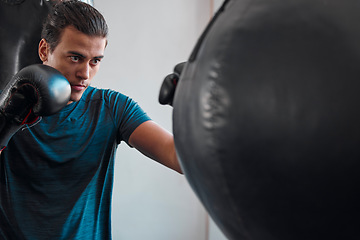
[91,58,101,66]
[70,56,80,62]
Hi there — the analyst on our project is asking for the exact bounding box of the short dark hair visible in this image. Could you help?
[41,0,108,52]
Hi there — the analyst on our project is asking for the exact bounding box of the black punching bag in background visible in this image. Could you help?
[173,0,360,239]
[0,0,93,90]
[0,0,55,90]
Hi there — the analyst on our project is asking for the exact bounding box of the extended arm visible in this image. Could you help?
[128,120,183,174]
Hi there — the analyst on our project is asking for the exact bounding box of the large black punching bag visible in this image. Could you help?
[173,0,360,239]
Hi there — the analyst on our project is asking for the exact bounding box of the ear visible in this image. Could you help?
[38,39,49,63]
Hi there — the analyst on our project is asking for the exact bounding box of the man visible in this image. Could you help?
[0,1,182,239]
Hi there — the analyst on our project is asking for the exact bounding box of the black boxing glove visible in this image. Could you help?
[0,64,71,150]
[159,62,186,106]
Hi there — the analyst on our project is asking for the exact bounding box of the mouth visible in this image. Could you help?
[71,85,86,91]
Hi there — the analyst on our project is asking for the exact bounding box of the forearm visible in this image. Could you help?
[129,121,183,174]
[147,136,182,174]
[137,137,182,173]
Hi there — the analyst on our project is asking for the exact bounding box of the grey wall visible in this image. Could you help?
[93,1,228,239]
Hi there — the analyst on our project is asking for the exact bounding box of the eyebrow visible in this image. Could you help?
[68,51,104,59]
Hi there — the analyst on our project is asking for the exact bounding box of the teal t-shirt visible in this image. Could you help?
[0,86,151,239]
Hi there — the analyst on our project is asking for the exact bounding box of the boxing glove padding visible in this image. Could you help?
[159,62,186,106]
[0,64,71,149]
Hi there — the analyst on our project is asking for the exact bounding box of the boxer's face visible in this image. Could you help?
[39,26,107,104]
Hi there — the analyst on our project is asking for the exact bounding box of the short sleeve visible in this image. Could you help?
[104,90,151,145]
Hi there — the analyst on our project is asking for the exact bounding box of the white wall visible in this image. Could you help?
[93,1,228,239]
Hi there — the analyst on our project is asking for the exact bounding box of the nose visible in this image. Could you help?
[76,63,90,80]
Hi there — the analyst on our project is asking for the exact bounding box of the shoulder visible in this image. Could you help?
[80,86,147,119]
[81,86,130,106]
